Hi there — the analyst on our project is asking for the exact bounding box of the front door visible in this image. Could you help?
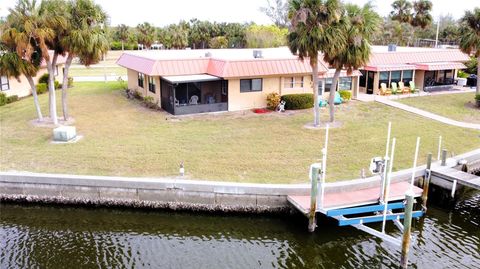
[367,71,375,94]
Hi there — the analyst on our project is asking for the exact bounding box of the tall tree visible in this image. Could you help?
[459,8,480,95]
[115,24,129,50]
[245,24,287,48]
[168,24,188,49]
[136,22,155,49]
[390,0,413,24]
[288,0,345,127]
[411,0,432,29]
[58,0,109,120]
[0,43,44,121]
[325,3,380,122]
[260,0,289,28]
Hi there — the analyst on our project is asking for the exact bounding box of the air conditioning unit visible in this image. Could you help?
[53,126,77,142]
[253,50,263,58]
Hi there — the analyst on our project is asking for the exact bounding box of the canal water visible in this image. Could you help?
[1,192,479,269]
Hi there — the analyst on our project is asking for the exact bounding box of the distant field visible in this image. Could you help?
[69,66,127,77]
[398,92,479,124]
[1,82,479,183]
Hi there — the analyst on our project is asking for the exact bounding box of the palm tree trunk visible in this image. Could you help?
[47,53,59,125]
[121,41,124,51]
[26,75,43,121]
[62,53,74,121]
[311,62,320,127]
[328,69,342,123]
[477,56,480,95]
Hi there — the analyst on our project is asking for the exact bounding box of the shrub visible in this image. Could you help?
[36,83,48,94]
[281,93,314,110]
[6,95,19,104]
[0,92,7,106]
[339,90,351,101]
[38,73,60,89]
[266,92,281,110]
[458,70,469,78]
[67,77,74,88]
[143,96,157,109]
[133,90,142,100]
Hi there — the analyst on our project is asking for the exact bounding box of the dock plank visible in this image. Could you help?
[288,181,423,214]
[431,167,480,190]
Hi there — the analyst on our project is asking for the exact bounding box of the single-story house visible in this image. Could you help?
[116,47,361,115]
[0,52,66,98]
[116,46,469,115]
[360,46,469,95]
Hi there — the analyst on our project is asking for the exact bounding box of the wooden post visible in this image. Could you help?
[422,153,432,211]
[441,149,448,166]
[400,190,415,269]
[308,165,321,232]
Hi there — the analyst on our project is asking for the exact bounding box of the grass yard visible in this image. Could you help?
[398,92,480,124]
[68,65,127,77]
[1,82,479,184]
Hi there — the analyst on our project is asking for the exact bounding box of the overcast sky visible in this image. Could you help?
[1,0,479,26]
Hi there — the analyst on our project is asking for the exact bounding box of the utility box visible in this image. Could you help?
[53,126,77,142]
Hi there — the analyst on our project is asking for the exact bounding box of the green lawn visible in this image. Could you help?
[397,92,480,124]
[1,82,479,184]
[68,66,127,77]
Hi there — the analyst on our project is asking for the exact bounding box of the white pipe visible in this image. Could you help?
[437,136,442,161]
[320,124,329,208]
[410,137,421,190]
[381,122,392,203]
[382,138,396,234]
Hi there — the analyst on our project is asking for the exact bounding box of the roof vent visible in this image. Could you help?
[388,44,397,52]
[205,52,212,57]
[253,50,263,58]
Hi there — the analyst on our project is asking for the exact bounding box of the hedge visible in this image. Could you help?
[6,95,19,104]
[0,92,7,106]
[281,93,314,110]
[339,90,351,101]
[36,83,48,94]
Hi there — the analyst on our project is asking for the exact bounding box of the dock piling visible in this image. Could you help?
[441,149,448,166]
[400,190,415,269]
[421,153,432,211]
[308,164,321,232]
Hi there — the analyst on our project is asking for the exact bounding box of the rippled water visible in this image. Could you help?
[1,192,479,269]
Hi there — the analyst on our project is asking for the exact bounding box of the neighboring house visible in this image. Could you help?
[0,53,67,98]
[116,47,360,115]
[360,46,469,94]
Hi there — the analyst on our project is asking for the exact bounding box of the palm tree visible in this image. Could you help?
[116,24,129,51]
[459,8,480,95]
[412,0,433,29]
[168,24,188,49]
[136,22,155,49]
[391,0,413,24]
[325,3,380,122]
[287,0,345,127]
[0,44,44,121]
[58,0,109,120]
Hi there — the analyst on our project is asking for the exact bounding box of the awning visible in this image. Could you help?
[363,64,416,72]
[414,62,467,71]
[162,74,221,84]
[319,69,362,78]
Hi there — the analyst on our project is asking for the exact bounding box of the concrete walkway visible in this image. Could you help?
[375,97,480,130]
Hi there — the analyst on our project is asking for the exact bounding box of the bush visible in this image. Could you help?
[475,94,480,101]
[54,80,60,89]
[339,90,351,101]
[266,92,281,110]
[143,96,157,109]
[38,73,60,89]
[36,83,48,94]
[281,93,314,110]
[0,92,7,106]
[6,95,19,104]
[133,90,142,100]
[458,70,469,78]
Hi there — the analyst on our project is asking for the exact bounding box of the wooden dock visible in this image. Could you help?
[288,181,423,215]
[431,167,480,190]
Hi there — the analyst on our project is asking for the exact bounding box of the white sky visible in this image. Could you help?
[1,0,479,26]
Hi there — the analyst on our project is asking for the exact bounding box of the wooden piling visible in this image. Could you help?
[441,149,448,166]
[308,165,320,232]
[400,190,415,269]
[421,153,432,211]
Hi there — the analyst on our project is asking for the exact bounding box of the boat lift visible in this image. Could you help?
[288,123,426,255]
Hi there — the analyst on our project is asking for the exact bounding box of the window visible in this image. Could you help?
[359,70,367,87]
[379,71,389,88]
[339,77,352,91]
[402,70,413,84]
[0,76,9,91]
[318,81,324,95]
[324,78,333,92]
[54,66,59,76]
[138,73,144,88]
[284,76,304,88]
[390,71,401,86]
[221,80,228,95]
[148,76,156,93]
[240,78,262,92]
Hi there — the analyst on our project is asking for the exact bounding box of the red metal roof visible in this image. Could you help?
[363,64,416,72]
[368,50,469,66]
[415,62,467,71]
